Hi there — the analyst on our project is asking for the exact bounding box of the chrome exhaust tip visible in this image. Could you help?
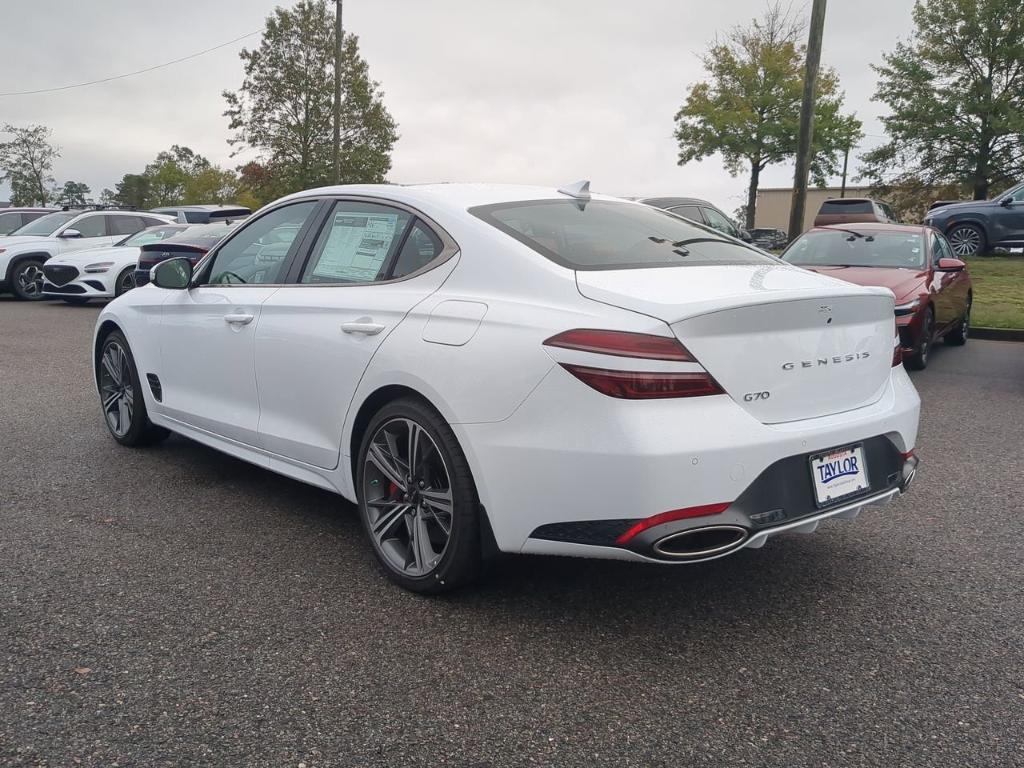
[652,524,749,560]
[900,454,919,492]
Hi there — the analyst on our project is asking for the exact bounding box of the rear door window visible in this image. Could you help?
[300,202,413,284]
[471,199,773,271]
[107,215,145,236]
[818,200,873,215]
[699,207,739,237]
[391,221,443,278]
[0,212,23,234]
[666,205,703,223]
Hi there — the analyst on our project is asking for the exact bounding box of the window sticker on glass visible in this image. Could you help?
[309,211,403,282]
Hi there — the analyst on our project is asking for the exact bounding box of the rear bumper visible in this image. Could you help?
[456,363,920,558]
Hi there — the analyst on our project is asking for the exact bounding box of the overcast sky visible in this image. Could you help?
[0,0,916,213]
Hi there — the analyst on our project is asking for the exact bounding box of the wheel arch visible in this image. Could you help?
[93,319,124,389]
[344,382,499,558]
[3,250,53,283]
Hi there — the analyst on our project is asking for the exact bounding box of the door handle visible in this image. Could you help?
[224,313,254,325]
[341,319,386,336]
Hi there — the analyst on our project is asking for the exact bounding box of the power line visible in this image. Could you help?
[0,30,261,97]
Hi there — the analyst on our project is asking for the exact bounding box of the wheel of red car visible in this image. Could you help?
[947,224,985,257]
[906,307,934,370]
[945,294,971,346]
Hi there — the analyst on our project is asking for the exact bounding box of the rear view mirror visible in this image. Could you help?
[152,257,193,289]
[59,228,81,239]
[937,257,966,272]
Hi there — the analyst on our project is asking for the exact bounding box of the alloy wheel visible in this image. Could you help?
[119,271,136,294]
[362,417,454,578]
[99,341,134,437]
[17,264,44,298]
[948,226,982,257]
[919,312,933,364]
[962,301,971,340]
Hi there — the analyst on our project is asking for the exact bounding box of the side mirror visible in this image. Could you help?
[59,228,82,239]
[151,256,193,289]
[937,257,966,272]
[739,229,753,243]
[1000,197,1013,207]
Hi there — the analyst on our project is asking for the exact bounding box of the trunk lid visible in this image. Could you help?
[576,264,896,423]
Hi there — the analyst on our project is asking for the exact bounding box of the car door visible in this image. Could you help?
[929,232,959,328]
[934,232,969,325]
[156,200,320,446]
[254,199,458,470]
[994,184,1024,244]
[56,213,117,254]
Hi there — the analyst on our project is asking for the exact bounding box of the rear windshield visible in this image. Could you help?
[470,199,773,270]
[147,221,242,250]
[783,230,925,269]
[818,200,872,214]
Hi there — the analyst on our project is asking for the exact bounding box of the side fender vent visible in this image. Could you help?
[146,373,162,402]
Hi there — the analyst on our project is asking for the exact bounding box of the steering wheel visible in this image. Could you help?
[216,271,247,285]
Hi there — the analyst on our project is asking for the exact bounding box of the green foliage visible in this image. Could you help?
[111,146,240,209]
[861,0,1024,200]
[223,0,398,198]
[0,124,60,206]
[674,3,861,228]
[55,180,91,207]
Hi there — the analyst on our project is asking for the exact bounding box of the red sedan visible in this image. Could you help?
[782,223,972,370]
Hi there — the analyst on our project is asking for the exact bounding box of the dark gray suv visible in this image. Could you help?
[924,182,1024,256]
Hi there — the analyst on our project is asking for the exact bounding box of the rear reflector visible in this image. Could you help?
[616,502,732,545]
[560,364,723,399]
[544,329,695,361]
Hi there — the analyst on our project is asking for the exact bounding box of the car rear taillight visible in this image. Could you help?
[560,365,723,399]
[544,329,722,399]
[543,329,694,361]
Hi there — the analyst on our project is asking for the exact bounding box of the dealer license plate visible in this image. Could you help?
[809,444,869,507]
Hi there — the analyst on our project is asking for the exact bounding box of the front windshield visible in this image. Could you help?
[471,199,773,270]
[10,211,78,237]
[121,225,186,247]
[783,230,925,269]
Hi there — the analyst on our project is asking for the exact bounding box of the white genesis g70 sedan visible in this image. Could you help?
[93,182,921,593]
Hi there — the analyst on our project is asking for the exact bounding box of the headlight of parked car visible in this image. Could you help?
[894,298,921,316]
[84,262,114,273]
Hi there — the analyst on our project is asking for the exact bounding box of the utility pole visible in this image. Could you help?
[787,0,827,241]
[839,143,849,198]
[332,0,343,185]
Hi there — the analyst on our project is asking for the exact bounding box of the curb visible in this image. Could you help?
[972,327,1024,342]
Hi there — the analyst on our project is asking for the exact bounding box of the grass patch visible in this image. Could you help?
[965,256,1024,329]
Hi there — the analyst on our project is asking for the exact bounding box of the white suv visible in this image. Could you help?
[0,209,172,300]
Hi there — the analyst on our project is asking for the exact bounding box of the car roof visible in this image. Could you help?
[275,183,640,216]
[151,204,251,212]
[810,222,930,236]
[636,196,711,208]
[1,207,58,213]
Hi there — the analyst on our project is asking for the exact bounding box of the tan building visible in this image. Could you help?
[754,186,873,233]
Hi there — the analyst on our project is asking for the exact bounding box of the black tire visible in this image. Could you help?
[945,295,971,346]
[906,307,934,370]
[946,223,986,257]
[356,397,481,594]
[10,258,47,301]
[63,297,90,306]
[96,330,170,447]
[114,267,136,297]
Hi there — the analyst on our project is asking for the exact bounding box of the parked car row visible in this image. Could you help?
[0,204,250,301]
[87,181,922,594]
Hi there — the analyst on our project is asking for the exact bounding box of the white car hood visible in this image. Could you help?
[0,235,53,249]
[47,245,141,267]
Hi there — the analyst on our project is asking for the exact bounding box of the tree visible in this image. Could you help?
[183,166,239,205]
[674,3,861,229]
[55,181,91,207]
[143,145,211,206]
[112,173,151,209]
[860,0,1024,200]
[223,0,398,197]
[0,124,60,205]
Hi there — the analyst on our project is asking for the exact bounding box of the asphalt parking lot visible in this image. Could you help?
[1,298,1022,768]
